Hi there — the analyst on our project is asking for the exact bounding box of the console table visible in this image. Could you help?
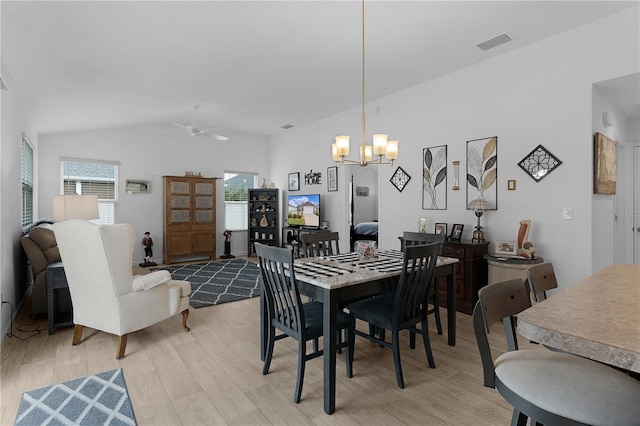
[484,253,544,285]
[45,261,73,335]
[440,240,489,315]
[398,237,488,315]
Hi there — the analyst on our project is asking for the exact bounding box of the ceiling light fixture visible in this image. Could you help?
[332,0,398,167]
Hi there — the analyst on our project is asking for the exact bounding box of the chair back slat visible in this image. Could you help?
[526,263,558,302]
[256,243,304,336]
[473,278,531,388]
[300,232,340,257]
[402,231,445,255]
[394,243,440,327]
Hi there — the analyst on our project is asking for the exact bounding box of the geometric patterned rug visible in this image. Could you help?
[15,368,136,425]
[154,259,262,309]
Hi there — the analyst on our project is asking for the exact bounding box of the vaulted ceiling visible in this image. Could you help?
[2,1,637,137]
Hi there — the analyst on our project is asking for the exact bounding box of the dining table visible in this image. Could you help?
[259,249,459,414]
[517,263,640,374]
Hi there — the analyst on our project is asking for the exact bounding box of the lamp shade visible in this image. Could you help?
[468,197,490,211]
[53,195,99,221]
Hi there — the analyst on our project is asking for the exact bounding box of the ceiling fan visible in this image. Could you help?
[172,105,229,141]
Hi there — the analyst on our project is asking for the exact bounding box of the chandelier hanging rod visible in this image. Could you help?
[331,0,398,167]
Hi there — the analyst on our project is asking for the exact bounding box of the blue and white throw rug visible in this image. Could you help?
[155,259,261,308]
[15,368,136,425]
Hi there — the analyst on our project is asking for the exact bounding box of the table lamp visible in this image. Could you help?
[53,195,99,221]
[468,196,490,243]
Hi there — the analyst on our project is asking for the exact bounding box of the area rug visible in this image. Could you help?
[155,259,261,308]
[15,368,136,425]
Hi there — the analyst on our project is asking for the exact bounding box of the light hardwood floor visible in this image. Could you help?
[1,261,539,425]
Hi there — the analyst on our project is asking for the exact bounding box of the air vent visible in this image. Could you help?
[281,124,294,130]
[477,33,512,51]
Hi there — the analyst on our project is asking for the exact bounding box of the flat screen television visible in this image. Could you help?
[287,194,320,229]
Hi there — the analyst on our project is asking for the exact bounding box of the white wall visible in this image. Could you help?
[270,7,639,290]
[0,80,38,338]
[38,124,271,262]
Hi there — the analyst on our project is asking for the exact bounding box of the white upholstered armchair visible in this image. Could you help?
[53,220,191,359]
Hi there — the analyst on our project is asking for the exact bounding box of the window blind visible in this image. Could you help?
[60,159,119,225]
[21,137,34,226]
[224,172,256,231]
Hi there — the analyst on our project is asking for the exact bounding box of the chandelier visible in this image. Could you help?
[331,0,398,167]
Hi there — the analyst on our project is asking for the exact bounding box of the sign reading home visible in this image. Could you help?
[305,170,322,185]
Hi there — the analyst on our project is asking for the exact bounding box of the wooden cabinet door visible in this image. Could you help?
[167,232,193,257]
[164,176,217,264]
[166,178,192,226]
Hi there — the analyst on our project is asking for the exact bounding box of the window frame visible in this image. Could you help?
[224,171,257,231]
[60,158,120,225]
[21,136,34,227]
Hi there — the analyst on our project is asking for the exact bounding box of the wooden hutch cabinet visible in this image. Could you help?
[163,175,217,264]
[439,240,489,315]
[247,188,279,256]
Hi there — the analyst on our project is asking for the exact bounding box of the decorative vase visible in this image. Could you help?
[419,217,427,233]
[260,215,269,227]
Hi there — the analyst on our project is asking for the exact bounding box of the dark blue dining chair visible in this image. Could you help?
[347,242,440,389]
[402,231,445,337]
[255,242,354,403]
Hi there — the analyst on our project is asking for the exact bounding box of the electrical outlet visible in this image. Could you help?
[563,207,573,220]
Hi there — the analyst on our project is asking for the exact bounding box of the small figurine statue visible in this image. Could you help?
[140,231,157,267]
[517,220,536,258]
[221,229,235,259]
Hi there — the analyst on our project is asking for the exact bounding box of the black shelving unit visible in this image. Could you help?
[248,188,279,256]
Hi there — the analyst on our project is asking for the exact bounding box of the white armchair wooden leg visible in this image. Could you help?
[181,309,190,332]
[72,325,83,345]
[116,335,128,359]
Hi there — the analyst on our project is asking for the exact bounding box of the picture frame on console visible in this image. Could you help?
[449,223,464,241]
[435,223,447,236]
[495,240,517,256]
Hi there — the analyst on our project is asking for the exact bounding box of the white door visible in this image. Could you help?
[634,146,640,264]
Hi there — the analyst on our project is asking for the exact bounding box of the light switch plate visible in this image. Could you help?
[563,207,573,220]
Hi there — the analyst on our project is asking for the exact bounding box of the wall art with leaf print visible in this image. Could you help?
[422,145,447,210]
[466,136,497,210]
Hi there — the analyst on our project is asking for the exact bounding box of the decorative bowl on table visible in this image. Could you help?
[355,240,377,261]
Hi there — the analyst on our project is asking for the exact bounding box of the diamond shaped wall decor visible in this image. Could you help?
[390,166,411,192]
[518,145,562,182]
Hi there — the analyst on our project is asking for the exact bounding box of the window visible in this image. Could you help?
[60,159,119,225]
[21,136,34,226]
[224,172,257,231]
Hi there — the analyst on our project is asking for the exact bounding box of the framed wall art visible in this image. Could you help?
[593,132,617,194]
[327,166,338,191]
[467,136,497,210]
[422,145,447,210]
[390,166,411,192]
[125,179,150,194]
[288,172,300,191]
[518,144,562,182]
[356,186,369,196]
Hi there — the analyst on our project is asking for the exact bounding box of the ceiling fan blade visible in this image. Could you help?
[212,134,229,141]
[172,121,190,131]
